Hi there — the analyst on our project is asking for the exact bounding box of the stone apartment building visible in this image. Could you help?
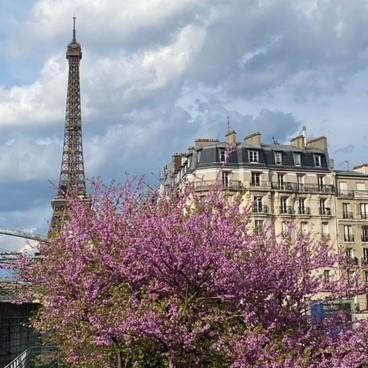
[162,129,368,314]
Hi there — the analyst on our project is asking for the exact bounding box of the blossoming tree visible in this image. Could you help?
[16,182,368,367]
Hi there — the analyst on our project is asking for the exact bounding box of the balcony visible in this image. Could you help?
[272,182,335,193]
[320,207,332,216]
[338,190,355,198]
[194,180,243,192]
[355,190,368,199]
[347,257,359,266]
[361,258,368,267]
[362,235,368,243]
[252,205,269,214]
[361,213,368,220]
[344,235,355,243]
[297,207,311,215]
[343,211,354,219]
[280,206,295,215]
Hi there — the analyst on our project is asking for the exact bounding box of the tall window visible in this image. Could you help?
[274,152,282,165]
[196,150,201,164]
[278,173,285,189]
[282,222,289,236]
[314,154,322,167]
[363,248,368,262]
[294,153,301,166]
[321,223,329,238]
[249,150,259,163]
[251,172,261,186]
[297,174,304,190]
[317,175,325,191]
[339,182,348,196]
[343,203,352,219]
[298,198,306,214]
[365,271,368,282]
[362,225,368,242]
[320,198,327,215]
[361,203,368,219]
[280,197,288,214]
[254,196,263,212]
[222,171,230,188]
[323,270,330,283]
[346,247,353,259]
[254,220,263,235]
[344,225,354,242]
[219,148,226,162]
[300,221,308,235]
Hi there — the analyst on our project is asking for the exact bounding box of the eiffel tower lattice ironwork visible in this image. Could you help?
[49,18,89,237]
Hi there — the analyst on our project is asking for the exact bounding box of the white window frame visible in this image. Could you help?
[274,152,282,165]
[314,154,322,167]
[249,150,259,163]
[294,153,301,166]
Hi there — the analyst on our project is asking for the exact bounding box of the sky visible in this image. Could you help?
[1,0,368,251]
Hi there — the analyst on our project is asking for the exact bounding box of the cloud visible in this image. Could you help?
[1,0,368,251]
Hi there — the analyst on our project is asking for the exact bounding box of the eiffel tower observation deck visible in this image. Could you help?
[49,17,89,237]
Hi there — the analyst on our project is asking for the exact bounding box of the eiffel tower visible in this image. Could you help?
[49,18,89,237]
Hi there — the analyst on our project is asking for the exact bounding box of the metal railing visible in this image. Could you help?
[320,207,332,216]
[297,207,310,215]
[252,205,268,214]
[272,183,334,193]
[194,180,243,192]
[4,346,59,368]
[343,211,354,219]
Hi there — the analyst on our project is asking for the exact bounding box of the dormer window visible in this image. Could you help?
[274,152,282,165]
[293,153,301,166]
[196,150,201,164]
[314,154,322,167]
[249,150,259,163]
[219,148,226,162]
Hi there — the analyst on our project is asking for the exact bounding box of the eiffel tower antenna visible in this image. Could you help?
[49,18,88,237]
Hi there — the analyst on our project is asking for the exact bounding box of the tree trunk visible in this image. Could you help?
[116,350,122,368]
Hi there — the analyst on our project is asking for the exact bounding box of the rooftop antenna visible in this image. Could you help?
[72,15,76,42]
[226,116,231,134]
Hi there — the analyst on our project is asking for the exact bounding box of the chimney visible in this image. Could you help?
[226,130,237,145]
[353,164,368,175]
[290,135,305,149]
[244,132,261,146]
[194,138,219,150]
[306,136,328,151]
[172,154,184,172]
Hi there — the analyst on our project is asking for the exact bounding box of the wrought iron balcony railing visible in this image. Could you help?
[252,205,269,214]
[320,207,331,216]
[346,257,359,266]
[343,211,354,219]
[297,207,311,215]
[344,235,355,242]
[280,206,295,215]
[272,182,334,193]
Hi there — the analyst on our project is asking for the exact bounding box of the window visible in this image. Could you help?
[249,150,259,163]
[344,225,354,242]
[294,153,301,166]
[219,148,226,162]
[282,222,289,236]
[254,196,263,213]
[321,223,329,238]
[320,198,326,215]
[222,171,230,188]
[297,174,304,190]
[314,154,322,167]
[274,152,282,165]
[298,198,306,214]
[343,203,352,219]
[348,270,355,284]
[339,182,348,195]
[363,248,368,262]
[254,220,263,235]
[300,221,308,235]
[280,197,288,214]
[357,182,366,191]
[361,204,368,219]
[196,150,201,164]
[346,247,353,259]
[317,175,325,191]
[186,157,191,168]
[364,271,368,283]
[251,172,261,186]
[277,173,285,189]
[362,226,368,242]
[323,270,330,283]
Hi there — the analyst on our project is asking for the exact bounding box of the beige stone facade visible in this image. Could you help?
[162,130,368,317]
